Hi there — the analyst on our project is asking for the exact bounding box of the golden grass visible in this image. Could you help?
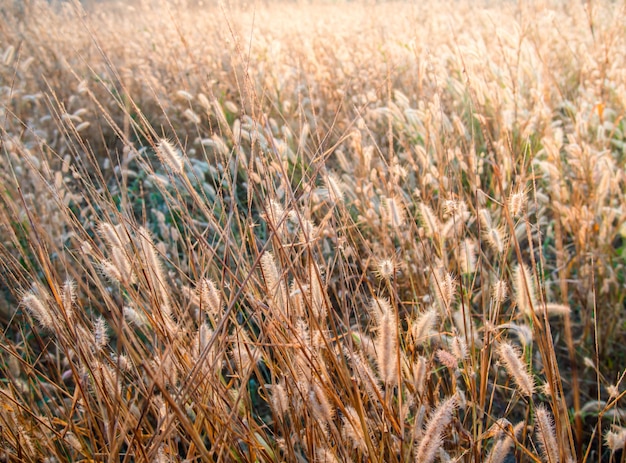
[1,0,626,461]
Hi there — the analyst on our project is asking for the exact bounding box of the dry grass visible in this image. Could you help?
[1,0,626,461]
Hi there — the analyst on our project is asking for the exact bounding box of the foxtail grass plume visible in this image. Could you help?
[419,203,441,239]
[498,322,534,347]
[231,328,259,374]
[342,406,368,452]
[432,270,456,312]
[541,303,571,317]
[60,279,76,321]
[382,195,406,228]
[268,382,289,419]
[374,257,396,281]
[368,296,392,323]
[607,384,620,399]
[491,280,508,304]
[182,108,201,124]
[508,187,527,218]
[198,278,223,321]
[410,308,438,346]
[347,348,384,403]
[310,381,335,425]
[93,316,109,350]
[535,405,559,463]
[123,305,148,327]
[156,138,184,173]
[192,323,216,361]
[513,263,537,315]
[436,349,458,369]
[316,447,341,463]
[458,238,477,274]
[98,223,134,284]
[110,246,135,283]
[22,292,53,330]
[260,252,287,311]
[486,421,524,463]
[309,262,327,319]
[375,302,399,385]
[483,418,513,440]
[265,199,286,229]
[605,426,626,452]
[297,216,318,244]
[452,309,475,344]
[138,227,170,311]
[497,342,534,397]
[411,356,428,395]
[325,173,344,203]
[450,335,468,362]
[479,209,506,254]
[443,199,466,217]
[99,222,127,249]
[414,395,458,463]
[485,225,507,255]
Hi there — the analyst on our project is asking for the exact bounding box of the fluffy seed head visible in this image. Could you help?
[260,252,287,311]
[316,447,340,463]
[415,395,458,463]
[478,208,493,230]
[368,296,393,322]
[459,238,477,274]
[479,209,507,253]
[138,227,170,309]
[111,246,135,283]
[605,427,626,452]
[535,405,559,463]
[99,222,125,249]
[486,421,524,463]
[22,292,53,330]
[410,308,438,345]
[491,280,508,303]
[497,342,534,397]
[450,336,468,362]
[485,226,507,254]
[183,108,201,124]
[198,278,223,320]
[123,305,147,327]
[61,279,76,320]
[383,195,406,228]
[513,263,537,315]
[412,356,428,395]
[508,188,527,217]
[93,316,109,349]
[541,303,571,317]
[342,406,368,451]
[437,349,458,369]
[268,382,289,418]
[310,381,335,424]
[374,299,398,385]
[325,174,344,202]
[156,138,184,173]
[374,258,396,281]
[419,203,441,239]
[432,270,456,312]
[265,199,286,228]
[309,262,326,319]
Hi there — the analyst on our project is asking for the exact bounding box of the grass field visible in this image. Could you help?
[1,0,626,461]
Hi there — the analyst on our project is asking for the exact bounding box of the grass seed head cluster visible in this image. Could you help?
[1,0,626,462]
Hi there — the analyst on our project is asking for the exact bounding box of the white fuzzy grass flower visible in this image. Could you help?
[156,138,184,173]
[497,342,534,397]
[415,395,458,463]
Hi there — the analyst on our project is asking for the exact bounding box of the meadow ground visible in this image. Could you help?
[1,0,626,461]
